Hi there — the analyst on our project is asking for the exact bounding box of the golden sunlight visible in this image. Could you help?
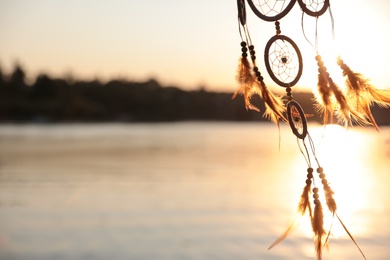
[324,2,388,90]
[285,1,390,92]
[294,125,376,239]
[315,126,372,235]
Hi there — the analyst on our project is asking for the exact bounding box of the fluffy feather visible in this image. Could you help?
[256,80,287,124]
[312,201,326,260]
[326,76,352,126]
[233,56,259,112]
[298,183,313,217]
[233,56,287,124]
[315,63,367,127]
[338,57,390,130]
[323,184,337,213]
[315,72,333,125]
[268,220,297,250]
[268,182,312,250]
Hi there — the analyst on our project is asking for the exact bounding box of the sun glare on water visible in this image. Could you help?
[294,125,375,240]
[265,122,388,259]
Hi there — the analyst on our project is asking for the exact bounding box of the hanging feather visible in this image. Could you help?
[368,87,390,105]
[233,53,260,112]
[317,167,366,259]
[248,45,287,124]
[313,205,325,260]
[322,185,337,213]
[312,188,326,260]
[298,169,313,218]
[326,77,355,126]
[255,80,287,124]
[315,62,334,125]
[268,219,297,250]
[269,169,313,250]
[233,42,287,124]
[298,181,313,217]
[337,57,390,131]
[268,184,311,250]
[315,55,367,126]
[321,177,337,249]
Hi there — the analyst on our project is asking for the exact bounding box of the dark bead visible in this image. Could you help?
[250,50,255,56]
[307,167,314,173]
[276,29,281,34]
[241,47,248,53]
[241,52,247,58]
[258,76,263,81]
[307,173,313,179]
[251,55,256,60]
[305,179,312,185]
[255,71,261,77]
[287,92,292,96]
[286,87,292,93]
[240,41,246,47]
[253,66,259,72]
[249,45,254,50]
[275,25,280,30]
[319,173,326,179]
[317,167,323,173]
[313,187,319,193]
[275,21,280,26]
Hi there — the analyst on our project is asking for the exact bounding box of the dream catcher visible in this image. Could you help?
[232,0,390,259]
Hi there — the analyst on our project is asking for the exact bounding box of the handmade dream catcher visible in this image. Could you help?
[232,0,390,259]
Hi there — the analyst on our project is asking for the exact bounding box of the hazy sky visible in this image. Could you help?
[1,0,390,92]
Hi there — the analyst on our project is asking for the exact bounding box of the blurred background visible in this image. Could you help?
[0,0,390,259]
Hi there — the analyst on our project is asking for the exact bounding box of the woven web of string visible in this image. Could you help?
[301,0,327,12]
[269,39,299,83]
[254,0,289,16]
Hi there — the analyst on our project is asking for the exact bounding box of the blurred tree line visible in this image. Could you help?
[0,65,389,124]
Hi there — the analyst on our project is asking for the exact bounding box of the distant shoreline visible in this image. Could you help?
[1,66,389,125]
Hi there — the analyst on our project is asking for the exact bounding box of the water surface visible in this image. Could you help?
[0,122,389,259]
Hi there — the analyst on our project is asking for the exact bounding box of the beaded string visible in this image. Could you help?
[275,21,281,35]
[248,44,266,84]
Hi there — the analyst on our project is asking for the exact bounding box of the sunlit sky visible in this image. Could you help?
[1,0,390,92]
